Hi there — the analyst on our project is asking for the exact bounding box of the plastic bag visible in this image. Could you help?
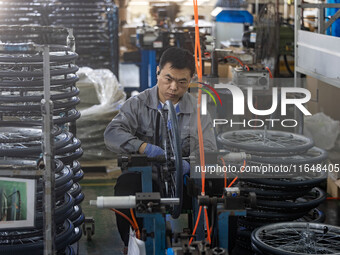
[128,228,146,255]
[76,67,126,161]
[304,112,340,150]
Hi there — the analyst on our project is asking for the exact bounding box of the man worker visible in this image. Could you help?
[104,47,217,252]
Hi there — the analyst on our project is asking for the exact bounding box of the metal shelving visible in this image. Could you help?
[294,0,340,88]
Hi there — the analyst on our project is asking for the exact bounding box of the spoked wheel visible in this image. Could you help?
[217,129,314,156]
[251,146,328,165]
[251,222,340,255]
[161,100,183,219]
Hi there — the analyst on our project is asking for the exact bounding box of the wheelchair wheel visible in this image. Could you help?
[163,100,183,219]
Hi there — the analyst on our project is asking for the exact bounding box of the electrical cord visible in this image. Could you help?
[110,208,139,239]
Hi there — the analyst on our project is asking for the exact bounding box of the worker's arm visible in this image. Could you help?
[104,97,145,154]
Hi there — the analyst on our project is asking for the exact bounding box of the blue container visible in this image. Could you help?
[215,10,253,24]
[326,0,340,37]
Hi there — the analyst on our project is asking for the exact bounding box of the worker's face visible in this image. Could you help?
[157,63,192,104]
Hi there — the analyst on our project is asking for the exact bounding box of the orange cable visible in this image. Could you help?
[265,67,273,78]
[111,209,138,237]
[190,0,211,245]
[189,205,202,245]
[227,176,238,188]
[204,207,212,244]
[130,208,140,239]
[228,160,246,188]
[224,56,243,67]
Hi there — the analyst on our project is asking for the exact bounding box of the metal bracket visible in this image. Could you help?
[83,217,95,241]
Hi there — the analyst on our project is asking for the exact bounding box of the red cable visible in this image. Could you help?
[130,208,140,239]
[190,0,211,245]
[228,160,246,188]
[189,206,202,245]
[204,207,211,244]
[111,209,138,237]
[266,67,273,78]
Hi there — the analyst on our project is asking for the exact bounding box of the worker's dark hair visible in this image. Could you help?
[159,47,195,77]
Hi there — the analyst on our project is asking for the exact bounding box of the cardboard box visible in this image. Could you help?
[120,25,138,52]
[306,76,340,121]
[327,177,340,197]
[203,62,233,78]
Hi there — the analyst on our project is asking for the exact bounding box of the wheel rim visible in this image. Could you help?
[218,129,314,156]
[164,100,183,219]
[252,222,340,255]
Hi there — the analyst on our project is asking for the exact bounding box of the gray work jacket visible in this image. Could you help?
[104,85,217,154]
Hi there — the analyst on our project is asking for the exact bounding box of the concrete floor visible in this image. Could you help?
[78,179,123,255]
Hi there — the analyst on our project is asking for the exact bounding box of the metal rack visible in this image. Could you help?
[0,43,55,255]
[0,26,74,253]
[294,0,340,88]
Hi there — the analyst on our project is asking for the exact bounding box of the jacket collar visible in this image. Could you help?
[146,85,194,114]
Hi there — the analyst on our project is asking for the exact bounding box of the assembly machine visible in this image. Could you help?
[90,101,256,255]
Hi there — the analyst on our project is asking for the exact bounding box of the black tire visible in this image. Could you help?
[56,148,83,165]
[0,219,74,255]
[164,100,183,219]
[69,160,81,174]
[238,208,326,230]
[73,169,84,183]
[240,185,310,200]
[56,138,81,155]
[242,174,327,190]
[0,87,79,103]
[0,125,61,143]
[0,97,80,113]
[256,188,326,211]
[69,183,81,199]
[72,212,85,228]
[35,193,74,229]
[0,131,73,157]
[251,146,328,165]
[74,192,85,205]
[0,65,78,78]
[69,205,82,222]
[70,227,82,245]
[246,209,307,221]
[0,75,78,89]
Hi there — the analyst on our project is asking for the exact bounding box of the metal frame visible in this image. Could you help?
[107,4,120,80]
[0,43,56,254]
[129,166,166,255]
[294,0,340,88]
[41,45,55,255]
[294,0,340,133]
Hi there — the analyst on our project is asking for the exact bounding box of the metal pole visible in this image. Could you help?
[67,28,76,53]
[318,6,325,34]
[67,29,77,137]
[42,45,56,255]
[108,4,119,80]
[294,0,303,134]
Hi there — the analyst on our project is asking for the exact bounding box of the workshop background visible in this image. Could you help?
[0,0,340,254]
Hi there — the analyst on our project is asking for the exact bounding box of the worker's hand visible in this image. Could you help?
[182,160,190,175]
[143,143,165,157]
